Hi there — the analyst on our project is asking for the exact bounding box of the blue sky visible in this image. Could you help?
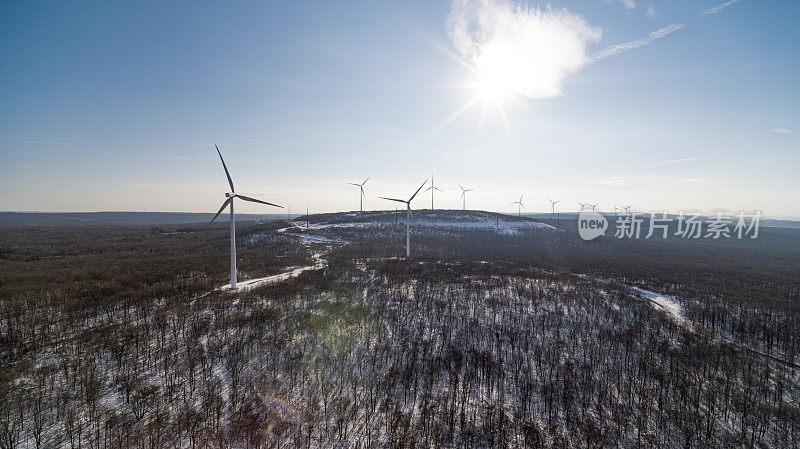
[1,0,798,217]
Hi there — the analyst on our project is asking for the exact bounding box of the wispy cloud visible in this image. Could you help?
[642,157,698,166]
[771,128,799,135]
[446,0,686,100]
[500,176,537,184]
[605,0,636,9]
[232,137,271,144]
[646,5,656,18]
[591,24,685,61]
[590,177,629,186]
[700,0,742,15]
[447,0,602,99]
[662,157,697,163]
[683,177,709,183]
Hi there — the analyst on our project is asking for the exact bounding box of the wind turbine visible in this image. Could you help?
[424,174,443,210]
[511,194,524,216]
[590,203,598,212]
[624,205,632,215]
[458,184,475,210]
[547,198,561,228]
[379,180,427,257]
[210,145,282,290]
[577,201,588,212]
[349,176,370,212]
[613,203,619,217]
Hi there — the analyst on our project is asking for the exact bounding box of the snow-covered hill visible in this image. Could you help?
[293,209,556,233]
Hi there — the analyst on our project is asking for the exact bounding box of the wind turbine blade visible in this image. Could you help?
[458,184,464,192]
[237,194,283,208]
[361,188,365,198]
[433,186,443,191]
[379,196,407,204]
[210,198,232,224]
[349,183,361,186]
[215,145,235,192]
[362,176,370,185]
[408,180,427,202]
[424,186,433,192]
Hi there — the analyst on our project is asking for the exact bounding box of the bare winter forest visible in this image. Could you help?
[1,213,799,448]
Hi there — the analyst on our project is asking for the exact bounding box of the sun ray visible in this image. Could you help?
[420,95,481,146]
[496,99,515,145]
[476,98,491,137]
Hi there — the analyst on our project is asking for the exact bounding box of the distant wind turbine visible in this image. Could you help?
[548,198,561,228]
[624,205,632,215]
[577,201,588,212]
[379,180,427,257]
[511,194,524,216]
[425,174,443,210]
[590,203,598,212]
[613,203,619,217]
[459,184,475,210]
[210,145,282,290]
[349,176,370,212]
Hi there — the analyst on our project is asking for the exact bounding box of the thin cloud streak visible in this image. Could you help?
[701,0,742,15]
[604,0,636,9]
[231,137,272,144]
[591,24,685,61]
[771,128,799,135]
[590,177,629,186]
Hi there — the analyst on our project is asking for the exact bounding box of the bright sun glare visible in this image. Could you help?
[474,43,521,102]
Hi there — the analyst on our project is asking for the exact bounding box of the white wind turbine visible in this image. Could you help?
[577,201,588,212]
[511,194,524,216]
[458,184,475,210]
[424,174,443,210]
[349,176,370,212]
[210,145,282,290]
[379,180,427,257]
[590,203,598,212]
[547,198,561,227]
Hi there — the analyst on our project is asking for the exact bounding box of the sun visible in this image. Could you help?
[475,69,514,103]
[422,41,531,144]
[473,42,525,103]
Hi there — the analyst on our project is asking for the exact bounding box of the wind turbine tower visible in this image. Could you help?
[349,177,370,213]
[458,184,475,210]
[379,180,427,257]
[511,194,525,216]
[210,145,282,290]
[425,174,443,210]
[548,198,561,228]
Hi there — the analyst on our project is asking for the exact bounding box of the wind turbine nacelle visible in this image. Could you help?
[225,192,236,198]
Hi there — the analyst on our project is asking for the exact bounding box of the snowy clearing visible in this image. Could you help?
[630,286,688,327]
[219,252,327,292]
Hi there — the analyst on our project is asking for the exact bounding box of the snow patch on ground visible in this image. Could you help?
[219,252,327,292]
[289,233,344,243]
[631,287,688,326]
